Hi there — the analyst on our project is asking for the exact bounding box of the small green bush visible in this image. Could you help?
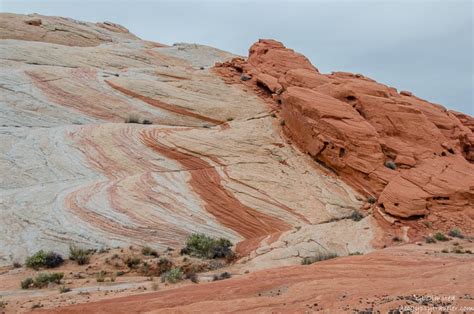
[182,234,233,259]
[21,277,34,289]
[69,244,91,265]
[448,228,464,239]
[384,161,397,170]
[141,246,159,257]
[23,273,64,289]
[161,268,183,284]
[301,252,338,265]
[434,232,449,241]
[25,250,64,269]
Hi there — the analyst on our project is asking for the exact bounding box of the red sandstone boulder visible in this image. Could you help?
[216,39,474,225]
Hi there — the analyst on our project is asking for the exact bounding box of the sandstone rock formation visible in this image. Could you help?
[1,13,473,313]
[0,14,366,267]
[216,39,474,232]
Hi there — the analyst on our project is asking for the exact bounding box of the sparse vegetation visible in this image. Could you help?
[434,232,449,241]
[349,252,363,256]
[25,250,64,269]
[96,270,107,282]
[441,248,449,253]
[157,257,173,275]
[59,285,71,293]
[448,228,464,239]
[13,262,22,268]
[142,246,159,257]
[425,236,436,244]
[301,252,338,265]
[22,272,64,289]
[20,277,34,289]
[350,210,364,221]
[125,256,141,269]
[161,267,183,284]
[0,300,7,309]
[69,244,91,265]
[181,234,234,259]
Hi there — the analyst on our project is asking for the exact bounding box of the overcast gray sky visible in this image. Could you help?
[2,0,473,114]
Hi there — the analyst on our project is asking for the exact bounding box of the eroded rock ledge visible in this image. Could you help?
[215,39,474,229]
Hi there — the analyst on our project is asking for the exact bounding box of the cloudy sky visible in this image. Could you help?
[2,0,473,114]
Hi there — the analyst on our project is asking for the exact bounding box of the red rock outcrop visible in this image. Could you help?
[216,39,474,228]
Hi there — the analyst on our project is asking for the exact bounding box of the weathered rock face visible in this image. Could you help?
[216,39,474,227]
[0,14,366,266]
[0,13,139,47]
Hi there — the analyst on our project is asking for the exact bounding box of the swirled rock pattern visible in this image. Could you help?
[216,39,474,232]
[0,14,364,266]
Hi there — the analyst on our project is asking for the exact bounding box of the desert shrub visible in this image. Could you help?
[434,232,449,241]
[96,270,106,282]
[33,272,64,288]
[13,262,22,268]
[384,161,397,170]
[349,252,363,256]
[141,246,159,257]
[125,256,141,269]
[212,271,232,281]
[182,234,233,259]
[350,210,364,221]
[425,236,436,244]
[69,244,91,265]
[44,252,64,268]
[21,277,34,289]
[441,248,449,253]
[448,228,464,239]
[301,252,338,265]
[156,257,173,275]
[25,250,64,269]
[161,268,183,284]
[116,271,125,276]
[59,285,71,293]
[142,119,153,125]
[367,196,376,204]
